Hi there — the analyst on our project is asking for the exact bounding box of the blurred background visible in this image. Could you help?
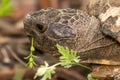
[0,0,90,80]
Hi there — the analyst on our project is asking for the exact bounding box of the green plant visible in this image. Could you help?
[34,44,91,80]
[13,69,25,80]
[57,44,91,69]
[0,0,13,17]
[87,74,99,80]
[25,37,97,80]
[25,37,38,68]
[34,61,57,80]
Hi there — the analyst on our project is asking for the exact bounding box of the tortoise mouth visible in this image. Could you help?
[33,32,58,54]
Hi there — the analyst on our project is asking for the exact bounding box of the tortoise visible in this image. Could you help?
[24,8,120,80]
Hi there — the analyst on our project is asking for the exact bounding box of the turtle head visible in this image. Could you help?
[24,8,77,55]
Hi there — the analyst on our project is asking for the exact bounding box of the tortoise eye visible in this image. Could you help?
[36,23,47,33]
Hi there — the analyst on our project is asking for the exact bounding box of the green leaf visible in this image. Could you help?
[56,44,80,68]
[27,57,37,68]
[30,46,35,51]
[1,0,11,6]
[25,37,37,68]
[56,44,91,69]
[34,61,56,80]
[0,0,13,17]
[87,74,99,80]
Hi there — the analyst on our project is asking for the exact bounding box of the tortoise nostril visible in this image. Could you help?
[36,23,47,33]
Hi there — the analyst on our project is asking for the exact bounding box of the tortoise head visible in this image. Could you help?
[24,8,77,55]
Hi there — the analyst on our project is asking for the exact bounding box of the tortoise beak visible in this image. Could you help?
[24,13,35,37]
[24,14,33,26]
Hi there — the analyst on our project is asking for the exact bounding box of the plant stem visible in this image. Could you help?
[31,37,34,47]
[30,37,34,55]
[77,63,91,70]
[51,63,61,68]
